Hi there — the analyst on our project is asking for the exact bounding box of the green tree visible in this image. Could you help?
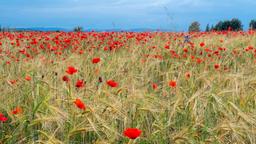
[210,25,214,31]
[249,20,256,30]
[73,26,83,32]
[188,21,200,32]
[230,18,243,31]
[205,24,210,32]
[214,21,223,31]
[222,20,231,30]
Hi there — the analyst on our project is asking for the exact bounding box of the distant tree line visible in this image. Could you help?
[211,18,243,31]
[1,20,256,32]
[189,18,256,32]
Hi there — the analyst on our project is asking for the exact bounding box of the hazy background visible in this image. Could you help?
[0,0,255,31]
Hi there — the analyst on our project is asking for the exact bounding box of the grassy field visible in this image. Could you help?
[0,31,256,144]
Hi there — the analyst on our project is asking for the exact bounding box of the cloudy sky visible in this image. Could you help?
[0,0,255,31]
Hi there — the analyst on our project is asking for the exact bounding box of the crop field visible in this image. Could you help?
[0,31,256,143]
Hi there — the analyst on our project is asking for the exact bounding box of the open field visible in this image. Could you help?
[0,31,256,143]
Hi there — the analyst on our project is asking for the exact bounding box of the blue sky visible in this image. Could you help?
[0,0,255,31]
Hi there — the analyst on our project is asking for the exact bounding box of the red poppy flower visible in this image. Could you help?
[152,83,158,90]
[92,57,101,64]
[74,98,86,110]
[75,79,85,88]
[9,80,17,85]
[164,45,170,49]
[196,58,203,64]
[62,75,70,82]
[66,66,78,75]
[104,47,108,51]
[12,107,22,115]
[106,80,118,87]
[25,75,31,81]
[200,42,205,47]
[169,80,177,88]
[0,116,8,122]
[79,50,84,54]
[123,128,142,139]
[0,113,8,122]
[185,72,191,79]
[183,48,188,53]
[214,64,220,70]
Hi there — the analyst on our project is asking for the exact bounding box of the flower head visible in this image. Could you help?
[62,75,70,82]
[25,75,31,81]
[9,80,17,85]
[123,128,142,139]
[107,80,118,88]
[12,107,23,115]
[214,64,220,70]
[0,113,8,122]
[200,42,205,47]
[75,79,85,88]
[152,83,158,90]
[169,80,177,88]
[66,66,78,75]
[185,72,191,79]
[74,98,86,110]
[92,57,101,64]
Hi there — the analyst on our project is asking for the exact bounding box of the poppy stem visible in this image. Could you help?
[127,139,133,144]
[67,82,72,113]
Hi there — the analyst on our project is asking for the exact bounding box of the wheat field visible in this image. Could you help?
[0,31,256,144]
